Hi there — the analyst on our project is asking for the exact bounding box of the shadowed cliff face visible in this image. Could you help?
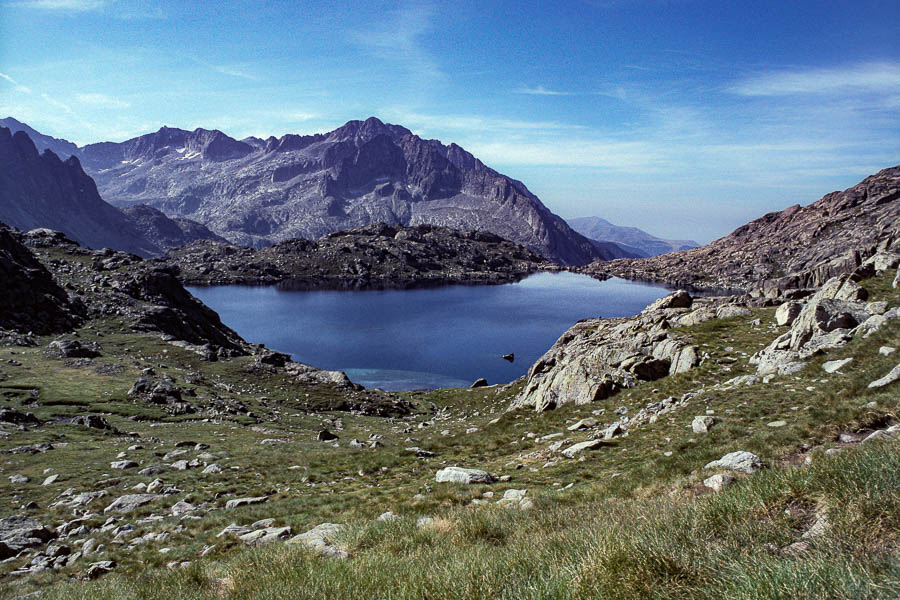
[0,224,81,335]
[0,127,161,257]
[71,117,605,265]
[579,166,900,293]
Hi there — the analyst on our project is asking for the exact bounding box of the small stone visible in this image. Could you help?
[567,418,596,432]
[767,420,787,428]
[879,346,896,356]
[85,560,116,579]
[376,511,399,522]
[110,460,138,470]
[42,474,59,486]
[691,416,715,433]
[8,474,29,484]
[703,473,735,492]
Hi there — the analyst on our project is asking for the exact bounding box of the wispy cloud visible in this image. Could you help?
[7,0,112,10]
[352,4,443,94]
[0,71,32,94]
[75,92,130,108]
[190,57,257,81]
[515,85,574,96]
[731,61,900,96]
[40,93,72,114]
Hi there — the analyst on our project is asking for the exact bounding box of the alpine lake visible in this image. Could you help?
[188,272,671,391]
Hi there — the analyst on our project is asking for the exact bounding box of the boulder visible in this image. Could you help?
[317,429,339,442]
[103,494,162,514]
[0,407,41,427]
[704,451,762,474]
[0,515,56,557]
[287,523,348,559]
[716,305,752,319]
[774,301,802,326]
[470,378,488,388]
[643,290,692,313]
[48,339,101,358]
[434,467,496,484]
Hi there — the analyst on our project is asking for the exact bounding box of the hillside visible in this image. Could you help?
[2,117,607,266]
[578,166,900,292]
[0,216,897,597]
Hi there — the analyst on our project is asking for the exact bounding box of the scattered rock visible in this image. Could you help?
[103,494,162,514]
[567,418,596,431]
[0,515,56,558]
[561,439,606,458]
[470,378,488,388]
[85,560,116,580]
[110,460,138,470]
[225,496,268,510]
[822,358,852,373]
[867,364,900,389]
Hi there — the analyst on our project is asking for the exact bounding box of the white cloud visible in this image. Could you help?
[515,85,573,96]
[75,92,130,108]
[7,0,111,10]
[731,61,900,96]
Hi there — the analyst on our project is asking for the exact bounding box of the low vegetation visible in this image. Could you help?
[1,266,898,599]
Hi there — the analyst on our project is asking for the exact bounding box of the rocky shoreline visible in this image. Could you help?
[160,222,556,290]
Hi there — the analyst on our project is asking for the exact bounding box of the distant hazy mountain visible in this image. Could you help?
[5,116,610,265]
[0,126,225,257]
[567,216,699,257]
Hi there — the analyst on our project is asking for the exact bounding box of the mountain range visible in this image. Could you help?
[0,117,616,265]
[566,216,699,257]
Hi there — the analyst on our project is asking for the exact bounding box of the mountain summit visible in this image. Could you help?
[6,117,607,265]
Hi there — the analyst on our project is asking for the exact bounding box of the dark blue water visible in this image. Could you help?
[188,272,669,391]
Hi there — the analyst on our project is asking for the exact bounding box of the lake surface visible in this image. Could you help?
[188,272,670,391]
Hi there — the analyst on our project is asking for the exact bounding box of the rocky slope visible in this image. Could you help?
[567,216,699,257]
[120,205,227,251]
[0,117,78,159]
[9,117,606,265]
[577,166,900,293]
[161,222,551,289]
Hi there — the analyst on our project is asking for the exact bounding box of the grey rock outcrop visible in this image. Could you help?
[511,291,700,411]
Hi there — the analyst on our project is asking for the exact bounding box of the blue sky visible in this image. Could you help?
[1,0,898,242]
